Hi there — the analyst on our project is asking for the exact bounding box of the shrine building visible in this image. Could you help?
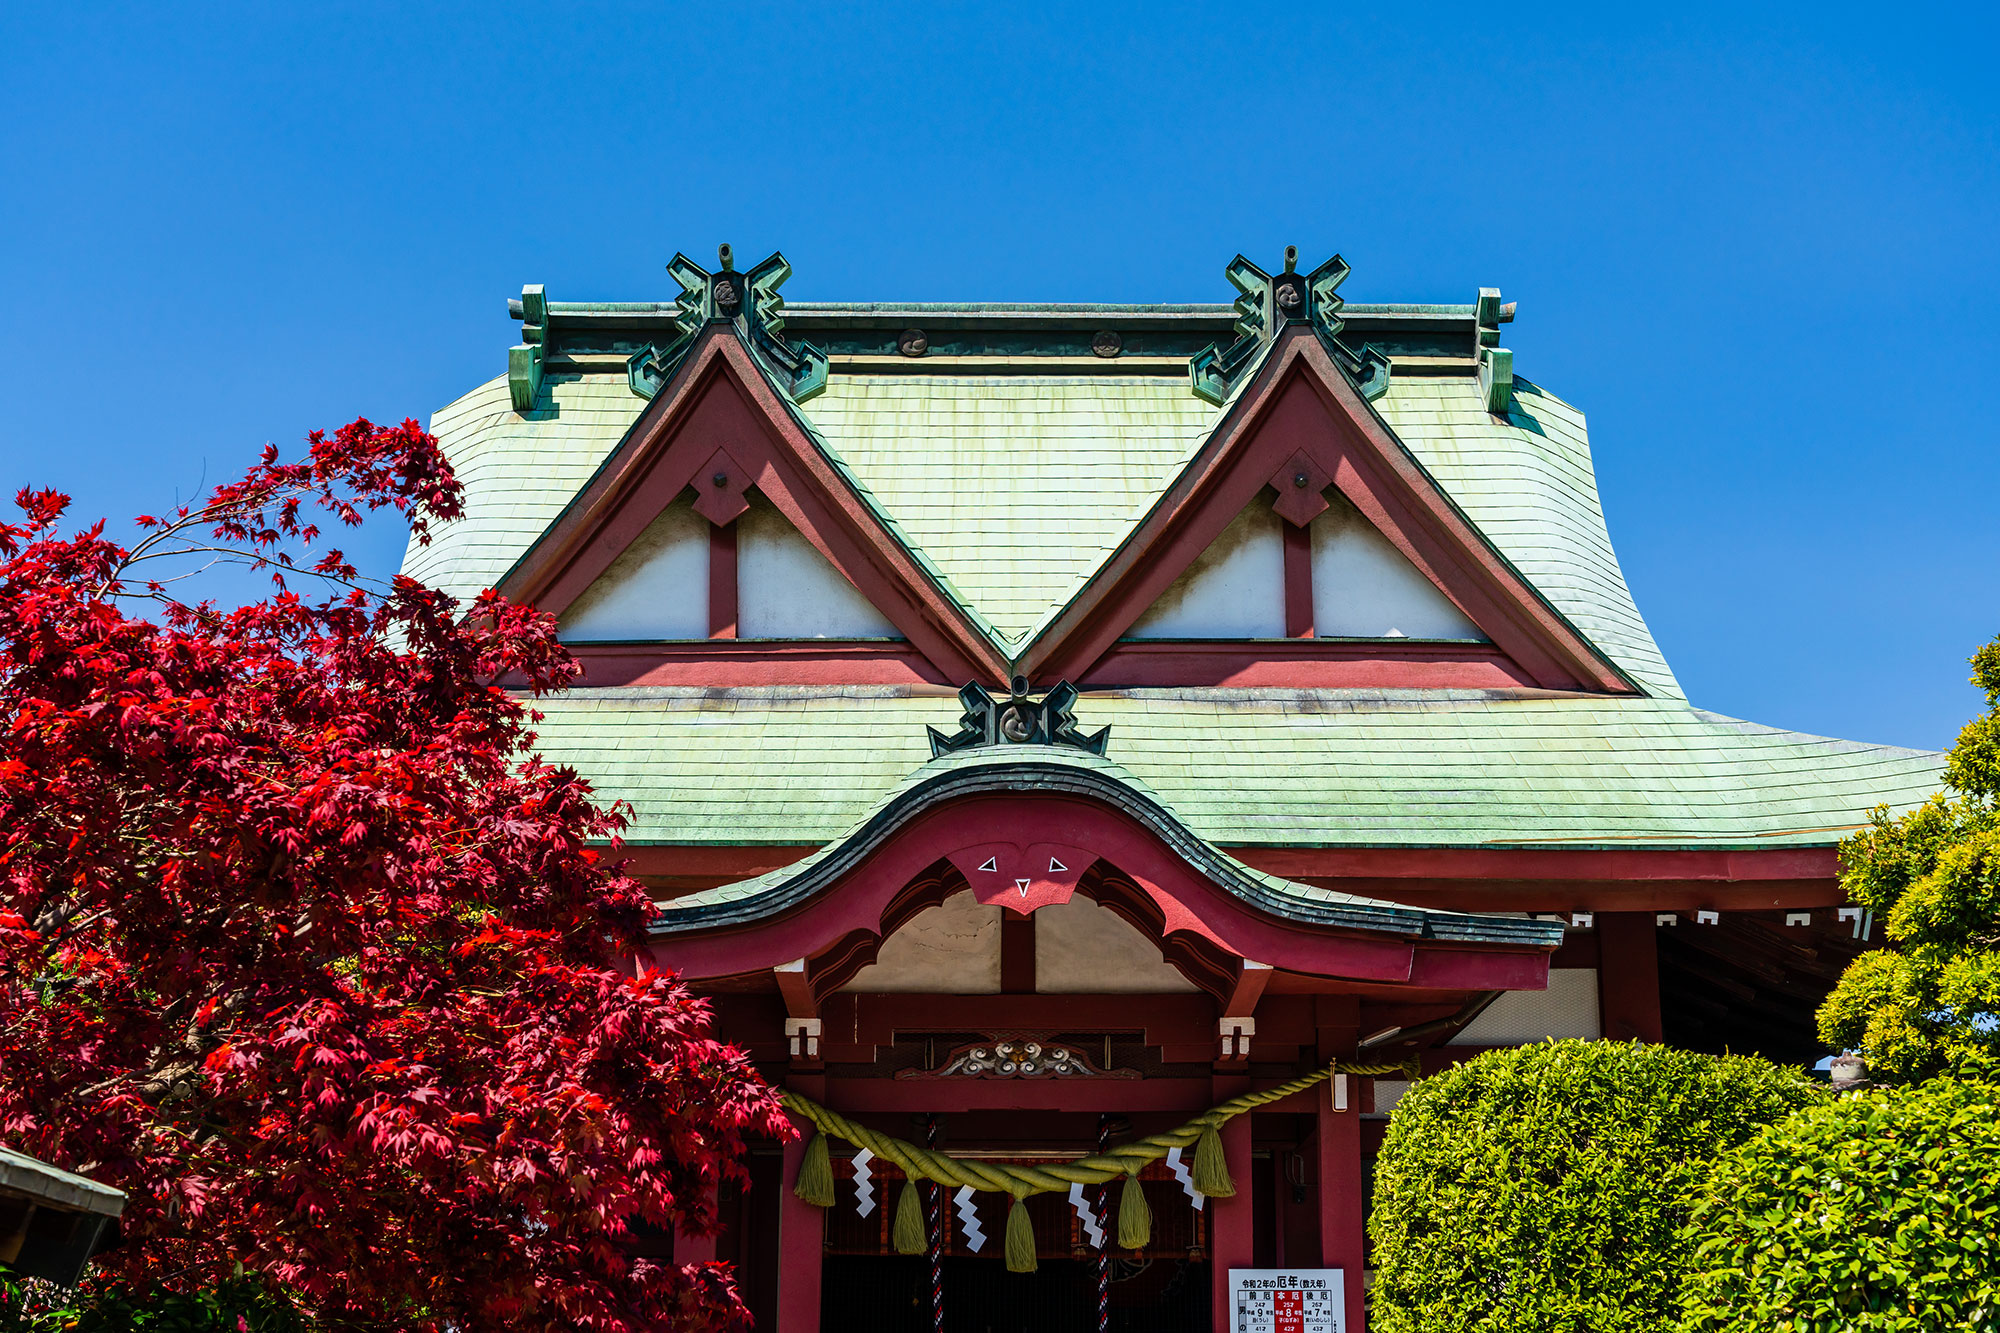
[402,247,1943,1333]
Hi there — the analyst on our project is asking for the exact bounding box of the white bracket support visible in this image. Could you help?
[1838,906,1873,940]
[1570,911,1595,929]
[1786,911,1812,927]
[1655,913,1678,927]
[1696,910,1719,925]
[784,1017,823,1060]
[1218,1017,1256,1061]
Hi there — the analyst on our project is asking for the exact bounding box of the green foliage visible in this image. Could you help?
[1368,1041,1821,1333]
[1820,634,2000,1081]
[0,1277,311,1333]
[1682,1068,2000,1332]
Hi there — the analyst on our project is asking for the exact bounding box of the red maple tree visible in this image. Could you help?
[0,421,785,1330]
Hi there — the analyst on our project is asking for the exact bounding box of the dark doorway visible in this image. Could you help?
[820,1256,1208,1333]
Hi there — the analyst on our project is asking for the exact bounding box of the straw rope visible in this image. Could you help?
[785,1058,1413,1201]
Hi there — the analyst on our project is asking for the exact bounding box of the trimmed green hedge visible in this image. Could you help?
[1368,1041,1820,1333]
[0,1278,309,1333]
[1682,1070,2000,1331]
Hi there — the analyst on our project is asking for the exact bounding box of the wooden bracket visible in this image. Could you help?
[774,958,818,1019]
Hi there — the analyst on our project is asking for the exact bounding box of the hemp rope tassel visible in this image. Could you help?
[1004,1194,1037,1273]
[1191,1123,1234,1199]
[1116,1170,1151,1250]
[796,1130,834,1208]
[893,1176,926,1255]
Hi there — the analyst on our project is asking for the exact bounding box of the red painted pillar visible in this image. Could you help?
[1209,1097,1255,1333]
[777,1098,824,1333]
[1318,1081,1366,1332]
[1597,912,1663,1043]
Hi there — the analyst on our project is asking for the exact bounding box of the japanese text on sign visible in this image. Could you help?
[1229,1269,1345,1333]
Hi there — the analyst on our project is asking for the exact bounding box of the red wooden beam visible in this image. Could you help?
[1282,521,1314,639]
[707,519,738,640]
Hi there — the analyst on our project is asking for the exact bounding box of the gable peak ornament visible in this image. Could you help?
[927,676,1110,758]
[1190,245,1391,406]
[627,242,829,403]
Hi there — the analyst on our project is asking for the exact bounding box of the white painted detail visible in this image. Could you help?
[1786,911,1812,927]
[1165,1146,1205,1209]
[1219,1016,1257,1060]
[977,856,997,873]
[851,1147,876,1217]
[1697,910,1720,925]
[784,1017,822,1059]
[1015,879,1031,896]
[1570,911,1595,929]
[1310,493,1485,640]
[1656,913,1678,927]
[1127,502,1285,638]
[1332,1073,1350,1112]
[1048,856,1067,873]
[1033,895,1201,993]
[841,891,1001,993]
[737,494,901,639]
[1451,968,1602,1045]
[559,498,708,642]
[1069,1183,1104,1248]
[954,1186,985,1251]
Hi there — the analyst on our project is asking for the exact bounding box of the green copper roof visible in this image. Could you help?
[654,746,1564,947]
[527,687,1942,852]
[801,374,1224,646]
[405,352,1679,692]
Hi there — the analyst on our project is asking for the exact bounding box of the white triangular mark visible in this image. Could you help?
[1048,856,1067,873]
[1015,879,1031,896]
[977,856,997,873]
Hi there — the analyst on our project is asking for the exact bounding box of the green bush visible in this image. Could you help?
[1368,1041,1820,1333]
[0,1277,310,1333]
[1682,1070,2000,1332]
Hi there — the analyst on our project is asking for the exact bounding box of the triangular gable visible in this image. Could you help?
[498,328,1008,683]
[1023,328,1637,693]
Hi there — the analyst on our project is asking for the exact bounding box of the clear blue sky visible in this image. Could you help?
[3,3,1995,752]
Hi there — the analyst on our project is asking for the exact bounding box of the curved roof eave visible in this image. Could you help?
[649,748,1564,950]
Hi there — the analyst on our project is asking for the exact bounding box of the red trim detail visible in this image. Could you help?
[816,1077,1215,1115]
[498,331,1007,684]
[1231,844,1838,883]
[567,640,951,688]
[1282,522,1314,639]
[644,792,1552,992]
[1000,912,1036,993]
[707,520,738,639]
[1079,639,1536,688]
[1022,330,1633,693]
[1597,911,1663,1041]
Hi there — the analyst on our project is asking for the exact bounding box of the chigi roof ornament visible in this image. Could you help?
[1189,246,1392,406]
[626,243,830,403]
[927,677,1110,758]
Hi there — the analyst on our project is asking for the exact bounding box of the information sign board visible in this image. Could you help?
[1228,1269,1345,1333]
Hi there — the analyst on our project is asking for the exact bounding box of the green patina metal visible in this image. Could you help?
[1475,287,1514,413]
[623,245,828,404]
[1189,248,1392,406]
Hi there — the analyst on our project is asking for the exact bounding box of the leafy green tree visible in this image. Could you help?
[1819,635,2000,1081]
[1369,1041,1820,1333]
[1682,1064,2000,1332]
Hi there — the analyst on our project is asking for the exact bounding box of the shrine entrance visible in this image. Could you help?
[819,1255,1210,1333]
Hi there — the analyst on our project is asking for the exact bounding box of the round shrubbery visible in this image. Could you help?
[1682,1069,2000,1332]
[1368,1040,1820,1333]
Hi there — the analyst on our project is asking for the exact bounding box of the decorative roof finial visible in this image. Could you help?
[927,678,1110,758]
[625,247,828,404]
[1190,251,1390,406]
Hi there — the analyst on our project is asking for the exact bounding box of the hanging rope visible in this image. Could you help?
[1095,1116,1111,1333]
[788,1057,1414,1269]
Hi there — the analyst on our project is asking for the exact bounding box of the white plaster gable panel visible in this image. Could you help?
[1449,968,1601,1044]
[738,494,902,639]
[1034,895,1200,993]
[558,498,708,642]
[842,890,1000,993]
[1311,493,1486,640]
[1125,501,1285,639]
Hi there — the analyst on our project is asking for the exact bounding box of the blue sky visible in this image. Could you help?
[2,3,1994,751]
